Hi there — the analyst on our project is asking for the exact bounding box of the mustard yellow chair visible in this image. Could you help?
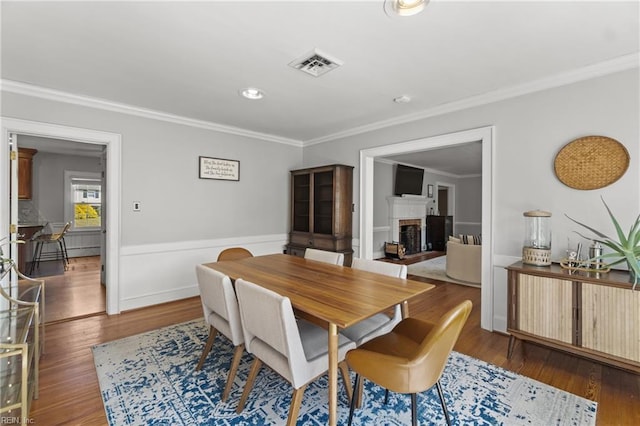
[346,300,473,426]
[217,247,253,261]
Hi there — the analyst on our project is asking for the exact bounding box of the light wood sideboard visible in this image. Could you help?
[506,262,639,374]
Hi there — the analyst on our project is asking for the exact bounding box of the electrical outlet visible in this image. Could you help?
[133,201,141,211]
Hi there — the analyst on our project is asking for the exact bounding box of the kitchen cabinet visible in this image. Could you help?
[17,148,37,200]
[286,164,354,266]
[16,225,44,274]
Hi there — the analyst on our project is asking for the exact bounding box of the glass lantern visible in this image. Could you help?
[522,210,552,266]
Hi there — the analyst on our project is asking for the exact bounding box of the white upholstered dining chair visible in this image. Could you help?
[194,264,245,402]
[234,278,356,426]
[340,258,407,346]
[304,248,344,265]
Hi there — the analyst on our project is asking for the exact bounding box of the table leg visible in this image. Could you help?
[328,322,338,426]
[401,300,410,319]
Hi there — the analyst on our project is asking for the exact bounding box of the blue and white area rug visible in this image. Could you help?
[92,319,597,425]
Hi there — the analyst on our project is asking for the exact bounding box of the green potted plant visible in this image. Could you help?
[565,197,640,290]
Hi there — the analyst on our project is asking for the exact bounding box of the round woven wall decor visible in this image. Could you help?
[554,136,629,190]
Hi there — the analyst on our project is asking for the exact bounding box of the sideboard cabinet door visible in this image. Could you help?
[517,274,573,344]
[581,283,640,363]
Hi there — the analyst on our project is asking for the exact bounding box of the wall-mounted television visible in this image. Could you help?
[394,164,424,196]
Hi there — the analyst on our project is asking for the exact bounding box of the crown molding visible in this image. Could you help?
[0,79,304,147]
[2,52,637,148]
[304,53,640,146]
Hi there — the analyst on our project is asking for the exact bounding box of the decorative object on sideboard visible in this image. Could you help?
[198,156,240,181]
[554,135,629,190]
[565,197,640,290]
[522,210,552,266]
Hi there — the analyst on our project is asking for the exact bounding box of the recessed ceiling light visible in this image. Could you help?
[240,87,265,100]
[394,95,412,103]
[384,0,428,17]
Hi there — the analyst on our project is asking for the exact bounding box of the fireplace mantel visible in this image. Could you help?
[387,196,429,252]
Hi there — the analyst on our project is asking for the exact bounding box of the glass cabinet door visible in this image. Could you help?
[292,174,310,232]
[313,171,334,235]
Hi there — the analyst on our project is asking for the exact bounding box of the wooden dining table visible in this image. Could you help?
[204,253,435,426]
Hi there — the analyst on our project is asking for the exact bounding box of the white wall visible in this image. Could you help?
[2,91,302,311]
[304,68,639,332]
[454,176,482,236]
[30,150,102,222]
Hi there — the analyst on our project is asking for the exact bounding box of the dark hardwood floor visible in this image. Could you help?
[26,264,639,425]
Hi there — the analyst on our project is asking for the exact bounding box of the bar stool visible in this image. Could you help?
[30,222,71,275]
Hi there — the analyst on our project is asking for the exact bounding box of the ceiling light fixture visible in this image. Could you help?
[394,95,412,103]
[384,0,428,17]
[240,87,265,100]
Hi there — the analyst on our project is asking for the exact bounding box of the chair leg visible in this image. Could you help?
[30,242,42,274]
[57,240,67,271]
[236,357,262,413]
[356,372,364,408]
[411,393,417,426]
[384,388,389,405]
[221,344,244,402]
[287,384,307,426]
[348,373,360,426]
[338,361,353,405]
[195,326,218,371]
[60,237,70,269]
[436,380,452,426]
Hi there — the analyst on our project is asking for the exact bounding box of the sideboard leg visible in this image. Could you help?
[507,335,516,359]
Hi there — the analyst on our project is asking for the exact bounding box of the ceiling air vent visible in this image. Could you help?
[289,48,343,77]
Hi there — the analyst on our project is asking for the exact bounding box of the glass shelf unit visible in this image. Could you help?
[0,262,44,422]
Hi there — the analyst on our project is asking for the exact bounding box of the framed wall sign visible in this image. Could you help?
[199,156,240,181]
[427,184,434,198]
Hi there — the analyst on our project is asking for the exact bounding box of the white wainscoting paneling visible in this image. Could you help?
[119,233,288,311]
[372,225,391,259]
[492,254,521,333]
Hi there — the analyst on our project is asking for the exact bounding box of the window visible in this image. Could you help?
[72,179,102,228]
[64,171,102,231]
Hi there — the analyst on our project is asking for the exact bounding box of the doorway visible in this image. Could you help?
[16,136,105,322]
[1,117,121,315]
[359,126,494,331]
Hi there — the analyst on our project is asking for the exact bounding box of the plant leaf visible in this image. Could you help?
[565,215,613,241]
[601,197,629,247]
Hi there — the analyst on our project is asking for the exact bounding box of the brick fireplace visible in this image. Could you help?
[399,219,422,255]
[387,196,428,254]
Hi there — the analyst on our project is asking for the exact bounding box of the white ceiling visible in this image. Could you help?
[1,1,638,173]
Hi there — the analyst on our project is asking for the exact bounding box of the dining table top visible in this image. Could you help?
[204,253,435,329]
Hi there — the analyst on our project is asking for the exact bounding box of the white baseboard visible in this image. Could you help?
[120,285,200,312]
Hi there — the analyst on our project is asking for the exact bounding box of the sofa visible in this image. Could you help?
[446,239,481,285]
